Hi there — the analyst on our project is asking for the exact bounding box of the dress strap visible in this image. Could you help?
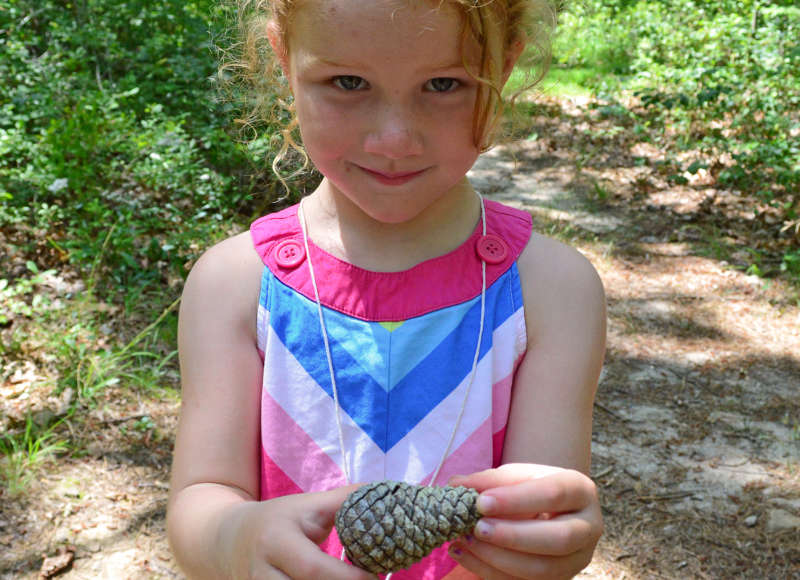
[250,200,532,321]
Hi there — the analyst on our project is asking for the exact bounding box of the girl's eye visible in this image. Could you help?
[425,77,459,92]
[333,75,368,91]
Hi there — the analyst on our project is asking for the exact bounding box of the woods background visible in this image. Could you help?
[1,0,798,578]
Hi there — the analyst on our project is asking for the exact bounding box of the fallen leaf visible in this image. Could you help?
[39,545,75,578]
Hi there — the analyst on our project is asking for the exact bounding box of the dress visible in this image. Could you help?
[250,199,532,579]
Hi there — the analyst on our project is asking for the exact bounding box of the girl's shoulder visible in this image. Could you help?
[187,230,264,289]
[180,230,264,336]
[516,232,606,336]
[518,232,601,284]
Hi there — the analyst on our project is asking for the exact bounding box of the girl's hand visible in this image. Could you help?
[447,464,602,580]
[224,486,377,580]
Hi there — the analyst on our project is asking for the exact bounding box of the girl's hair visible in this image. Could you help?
[221,0,556,183]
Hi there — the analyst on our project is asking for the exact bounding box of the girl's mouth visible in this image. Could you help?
[357,165,428,186]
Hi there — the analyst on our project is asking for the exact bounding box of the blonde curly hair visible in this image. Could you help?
[222,0,555,184]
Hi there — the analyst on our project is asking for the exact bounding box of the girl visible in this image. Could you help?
[167,0,606,578]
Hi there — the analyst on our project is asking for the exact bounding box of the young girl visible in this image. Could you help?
[168,0,606,578]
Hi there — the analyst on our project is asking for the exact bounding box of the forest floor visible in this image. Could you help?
[2,96,799,579]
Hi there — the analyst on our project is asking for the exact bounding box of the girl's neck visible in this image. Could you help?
[303,178,481,272]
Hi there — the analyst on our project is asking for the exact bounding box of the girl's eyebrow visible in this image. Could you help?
[428,62,469,73]
[303,54,369,69]
[303,53,467,74]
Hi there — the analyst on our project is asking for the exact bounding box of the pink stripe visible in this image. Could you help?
[260,450,303,500]
[414,367,516,484]
[261,391,346,495]
[419,417,494,485]
[492,427,507,468]
[320,530,344,563]
[490,354,523,466]
[250,201,532,321]
[491,370,514,439]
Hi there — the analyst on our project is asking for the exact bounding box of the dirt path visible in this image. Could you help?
[471,135,800,578]
[2,99,798,579]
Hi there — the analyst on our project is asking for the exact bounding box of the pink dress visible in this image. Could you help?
[250,200,532,579]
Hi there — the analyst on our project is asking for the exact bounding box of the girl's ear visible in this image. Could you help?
[501,38,525,85]
[266,20,290,76]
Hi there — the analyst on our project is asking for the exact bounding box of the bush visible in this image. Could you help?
[554,0,799,278]
[0,0,280,301]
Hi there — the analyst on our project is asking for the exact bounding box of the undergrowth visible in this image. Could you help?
[553,0,799,280]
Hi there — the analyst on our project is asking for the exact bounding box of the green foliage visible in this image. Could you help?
[55,298,180,403]
[0,262,54,327]
[0,417,68,497]
[0,0,288,493]
[0,0,274,302]
[554,0,799,282]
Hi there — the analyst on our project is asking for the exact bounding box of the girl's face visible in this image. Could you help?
[282,0,484,224]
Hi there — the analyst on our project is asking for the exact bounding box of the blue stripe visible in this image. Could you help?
[384,301,475,389]
[385,271,518,448]
[265,265,521,452]
[268,277,390,450]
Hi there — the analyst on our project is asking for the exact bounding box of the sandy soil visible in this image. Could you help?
[2,97,798,579]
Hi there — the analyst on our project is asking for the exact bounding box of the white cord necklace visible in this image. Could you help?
[297,192,486,485]
[298,196,487,578]
[297,194,487,488]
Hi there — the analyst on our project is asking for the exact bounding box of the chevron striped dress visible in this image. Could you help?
[250,200,532,579]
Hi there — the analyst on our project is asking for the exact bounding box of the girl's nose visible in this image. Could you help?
[363,107,424,159]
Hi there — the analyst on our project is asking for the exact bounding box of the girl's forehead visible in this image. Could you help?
[296,0,450,16]
[287,0,474,65]
[290,0,462,39]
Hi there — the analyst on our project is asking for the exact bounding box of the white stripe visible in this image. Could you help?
[263,324,386,484]
[256,303,270,353]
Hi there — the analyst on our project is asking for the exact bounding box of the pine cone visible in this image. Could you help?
[335,480,480,574]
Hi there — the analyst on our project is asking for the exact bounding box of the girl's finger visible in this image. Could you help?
[473,512,600,556]
[262,566,293,580]
[449,543,516,580]
[269,529,376,580]
[452,538,595,580]
[450,463,564,491]
[301,484,365,543]
[280,547,376,580]
[477,471,598,518]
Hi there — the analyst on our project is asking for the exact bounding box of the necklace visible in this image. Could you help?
[297,195,488,488]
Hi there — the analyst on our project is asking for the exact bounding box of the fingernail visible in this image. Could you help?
[475,520,493,538]
[448,474,465,486]
[477,494,497,514]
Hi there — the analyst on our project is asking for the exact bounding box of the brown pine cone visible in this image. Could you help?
[335,480,480,574]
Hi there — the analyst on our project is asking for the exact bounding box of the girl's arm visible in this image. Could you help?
[167,233,373,580]
[450,233,606,579]
[505,232,606,471]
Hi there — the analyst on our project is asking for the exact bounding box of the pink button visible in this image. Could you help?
[476,234,508,264]
[274,239,305,268]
